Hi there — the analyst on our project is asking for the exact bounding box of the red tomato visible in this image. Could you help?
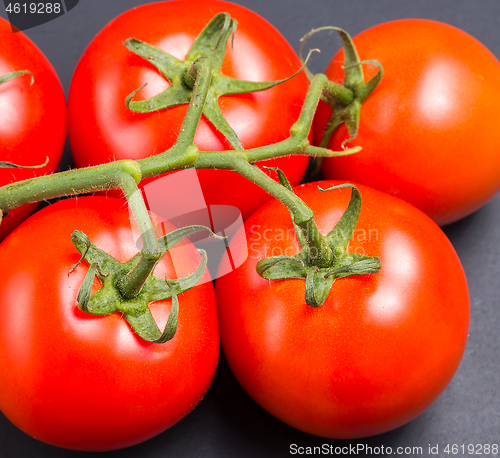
[216,181,469,438]
[0,197,219,451]
[0,17,66,239]
[68,0,310,220]
[315,19,500,226]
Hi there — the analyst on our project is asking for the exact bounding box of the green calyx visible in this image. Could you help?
[0,17,384,338]
[124,12,305,150]
[299,26,383,147]
[71,225,218,343]
[256,173,381,308]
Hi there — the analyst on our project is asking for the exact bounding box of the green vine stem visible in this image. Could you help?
[0,69,357,212]
[0,159,160,296]
[0,160,141,211]
[0,13,384,339]
[114,172,162,300]
[0,55,212,216]
[140,71,360,178]
[137,56,213,177]
[197,153,334,268]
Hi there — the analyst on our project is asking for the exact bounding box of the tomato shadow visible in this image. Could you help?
[184,348,422,457]
[0,411,89,458]
[441,205,481,247]
[0,352,447,458]
[226,349,439,455]
[441,194,500,270]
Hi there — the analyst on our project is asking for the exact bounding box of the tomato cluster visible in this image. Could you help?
[0,0,495,452]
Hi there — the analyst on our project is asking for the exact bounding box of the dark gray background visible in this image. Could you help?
[1,1,499,457]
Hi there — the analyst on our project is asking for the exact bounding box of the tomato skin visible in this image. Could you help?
[68,0,310,220]
[0,17,66,239]
[0,197,219,451]
[315,19,500,226]
[216,181,469,438]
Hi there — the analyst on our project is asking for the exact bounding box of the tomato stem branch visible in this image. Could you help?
[195,152,333,267]
[138,57,213,178]
[194,73,360,164]
[114,173,163,300]
[0,71,354,216]
[0,160,141,211]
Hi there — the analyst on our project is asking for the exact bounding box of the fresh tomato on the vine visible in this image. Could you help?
[0,17,66,240]
[216,181,469,438]
[315,19,500,226]
[0,197,219,451]
[68,0,310,220]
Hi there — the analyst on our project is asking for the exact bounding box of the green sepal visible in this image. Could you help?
[354,60,384,103]
[125,38,184,80]
[0,70,33,87]
[77,263,98,312]
[320,183,362,251]
[186,13,236,72]
[124,76,192,113]
[80,276,123,317]
[122,279,178,343]
[338,28,364,88]
[0,156,48,169]
[339,59,383,146]
[124,38,192,113]
[157,224,225,252]
[121,250,207,343]
[122,305,167,342]
[325,253,382,279]
[153,284,179,343]
[305,267,335,308]
[339,99,361,147]
[256,255,306,280]
[167,249,208,293]
[202,87,243,150]
[71,230,118,278]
